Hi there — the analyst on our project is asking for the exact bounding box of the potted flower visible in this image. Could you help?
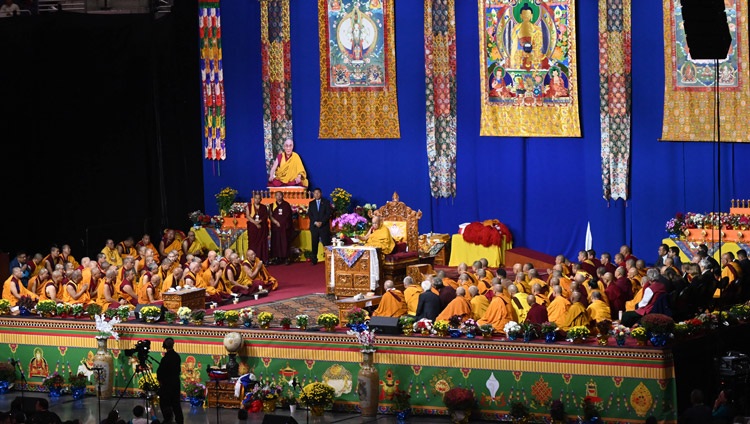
[104,308,119,320]
[631,326,648,346]
[17,296,36,315]
[346,307,369,331]
[295,314,309,330]
[184,382,206,407]
[213,310,226,326]
[673,322,690,341]
[520,322,538,342]
[330,187,352,216]
[442,387,475,424]
[280,393,299,414]
[639,313,675,347]
[42,373,66,397]
[248,380,284,413]
[116,305,131,321]
[730,304,750,321]
[0,299,10,315]
[503,321,522,341]
[138,373,160,397]
[94,314,120,340]
[85,304,102,320]
[462,319,479,338]
[611,324,631,346]
[433,320,449,337]
[398,316,415,335]
[177,307,192,324]
[566,326,590,343]
[225,310,240,327]
[280,317,292,330]
[36,300,56,318]
[140,306,161,323]
[392,389,411,422]
[240,307,255,328]
[541,322,558,343]
[55,303,70,318]
[413,318,433,335]
[317,313,339,331]
[71,304,84,318]
[299,382,335,417]
[595,319,612,345]
[0,362,16,394]
[68,372,88,400]
[479,323,495,339]
[258,312,274,329]
[448,314,463,329]
[347,327,376,353]
[191,309,206,325]
[164,310,177,324]
[215,186,239,216]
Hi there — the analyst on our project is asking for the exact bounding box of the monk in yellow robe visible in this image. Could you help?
[101,239,123,268]
[509,285,531,323]
[719,253,743,298]
[403,277,422,316]
[39,271,62,302]
[243,250,278,292]
[478,285,514,333]
[138,274,161,304]
[469,286,490,320]
[2,268,38,307]
[201,260,230,302]
[182,231,205,259]
[224,254,252,295]
[587,291,611,323]
[116,238,138,260]
[560,292,591,331]
[28,269,50,298]
[159,230,183,263]
[96,269,120,310]
[441,274,459,290]
[136,234,160,263]
[161,267,184,294]
[268,139,308,187]
[361,216,395,254]
[202,251,218,272]
[373,281,408,317]
[61,244,80,269]
[625,281,646,312]
[527,269,547,293]
[436,287,472,321]
[547,286,571,326]
[118,268,138,306]
[61,270,91,305]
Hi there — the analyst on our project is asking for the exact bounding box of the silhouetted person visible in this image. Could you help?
[679,389,712,424]
[157,337,183,424]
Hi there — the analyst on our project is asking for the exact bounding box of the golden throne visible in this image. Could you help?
[371,192,422,286]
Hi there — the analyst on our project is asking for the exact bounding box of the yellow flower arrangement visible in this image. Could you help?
[299,382,335,407]
[140,306,161,318]
[631,327,648,341]
[215,187,238,215]
[225,310,240,323]
[330,187,352,215]
[258,312,274,325]
[317,313,339,328]
[433,320,449,332]
[566,326,590,340]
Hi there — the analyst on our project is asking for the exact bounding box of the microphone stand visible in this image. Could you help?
[10,358,27,406]
[83,362,104,424]
[290,377,307,424]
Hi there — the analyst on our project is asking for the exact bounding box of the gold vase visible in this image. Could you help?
[93,337,114,399]
[402,328,413,336]
[357,351,379,417]
[262,399,277,413]
[310,405,325,417]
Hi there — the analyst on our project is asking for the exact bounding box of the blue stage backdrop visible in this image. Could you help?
[203,1,750,262]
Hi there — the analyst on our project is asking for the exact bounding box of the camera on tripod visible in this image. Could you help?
[124,340,151,366]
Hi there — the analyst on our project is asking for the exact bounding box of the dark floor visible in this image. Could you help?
[0,391,459,423]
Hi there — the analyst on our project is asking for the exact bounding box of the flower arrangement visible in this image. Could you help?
[177,307,192,321]
[0,299,10,315]
[85,304,102,318]
[729,304,750,321]
[413,318,433,333]
[665,213,685,237]
[332,213,368,237]
[442,387,475,411]
[56,303,70,316]
[540,322,558,334]
[596,319,612,337]
[0,362,15,382]
[330,188,352,215]
[392,389,411,412]
[520,322,539,339]
[295,314,308,328]
[697,312,719,329]
[42,373,65,390]
[17,296,36,312]
[673,322,690,339]
[447,314,463,328]
[398,316,415,328]
[211,215,224,229]
[68,372,88,389]
[185,382,206,399]
[188,210,205,225]
[346,307,369,325]
[250,380,284,401]
[225,310,240,324]
[292,204,309,218]
[280,317,292,328]
[566,326,590,341]
[639,313,675,335]
[215,187,239,215]
[95,314,121,340]
[631,327,648,341]
[164,311,176,323]
[191,309,206,323]
[104,308,118,319]
[116,305,131,320]
[229,203,245,217]
[239,307,255,325]
[317,313,339,328]
[36,300,56,316]
[503,321,522,337]
[462,319,479,336]
[347,327,376,352]
[280,393,298,407]
[355,203,377,220]
[684,317,704,334]
[258,312,274,326]
[140,306,161,320]
[299,382,335,407]
[138,374,159,392]
[213,310,226,325]
[70,304,84,317]
[479,323,495,335]
[611,324,630,339]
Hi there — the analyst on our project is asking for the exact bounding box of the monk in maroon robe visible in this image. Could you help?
[245,193,270,264]
[525,295,549,324]
[270,191,294,265]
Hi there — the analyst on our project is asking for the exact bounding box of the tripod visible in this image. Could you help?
[111,356,159,420]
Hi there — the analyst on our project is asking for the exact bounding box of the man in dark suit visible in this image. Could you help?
[157,337,183,424]
[308,188,332,265]
[415,280,442,322]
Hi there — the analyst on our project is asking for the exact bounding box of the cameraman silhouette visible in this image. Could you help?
[156,337,183,424]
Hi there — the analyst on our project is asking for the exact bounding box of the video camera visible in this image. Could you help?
[124,340,151,365]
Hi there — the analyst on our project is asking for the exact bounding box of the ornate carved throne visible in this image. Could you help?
[372,192,422,287]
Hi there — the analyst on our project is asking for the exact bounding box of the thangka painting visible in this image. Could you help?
[199,0,226,160]
[661,0,749,142]
[318,0,400,139]
[479,0,581,137]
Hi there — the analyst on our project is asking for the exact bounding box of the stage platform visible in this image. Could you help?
[0,316,680,422]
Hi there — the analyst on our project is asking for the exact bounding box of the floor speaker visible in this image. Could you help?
[261,414,299,424]
[369,316,400,335]
[679,0,731,60]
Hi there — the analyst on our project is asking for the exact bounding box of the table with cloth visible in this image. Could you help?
[193,227,324,262]
[448,234,511,268]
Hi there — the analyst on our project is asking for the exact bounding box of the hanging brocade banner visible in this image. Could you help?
[318,0,400,139]
[661,0,749,142]
[599,0,631,201]
[261,0,294,173]
[425,0,458,198]
[479,0,580,137]
[199,0,226,160]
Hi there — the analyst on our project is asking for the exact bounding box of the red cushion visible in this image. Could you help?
[384,251,419,263]
[394,242,408,253]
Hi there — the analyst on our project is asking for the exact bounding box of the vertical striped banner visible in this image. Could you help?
[261,0,294,174]
[599,0,631,201]
[199,0,226,160]
[425,0,458,199]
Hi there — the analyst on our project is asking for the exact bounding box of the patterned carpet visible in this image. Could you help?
[232,294,338,327]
